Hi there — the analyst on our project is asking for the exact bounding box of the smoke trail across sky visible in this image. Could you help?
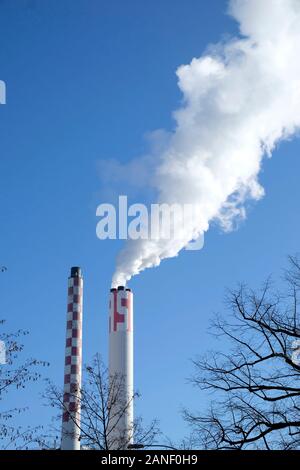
[112,0,300,287]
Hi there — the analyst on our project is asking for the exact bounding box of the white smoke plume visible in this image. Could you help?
[112,0,300,287]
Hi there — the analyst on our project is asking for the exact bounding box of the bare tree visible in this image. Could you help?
[0,321,49,448]
[0,268,49,449]
[43,354,159,450]
[184,256,300,450]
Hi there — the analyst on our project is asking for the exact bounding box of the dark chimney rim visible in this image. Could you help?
[70,266,82,278]
[111,286,131,292]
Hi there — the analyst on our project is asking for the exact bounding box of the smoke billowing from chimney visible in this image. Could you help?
[112,0,300,287]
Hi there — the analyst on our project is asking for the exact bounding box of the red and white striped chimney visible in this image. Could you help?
[61,267,83,450]
[108,286,134,449]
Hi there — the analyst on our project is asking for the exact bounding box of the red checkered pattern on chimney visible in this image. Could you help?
[62,274,83,426]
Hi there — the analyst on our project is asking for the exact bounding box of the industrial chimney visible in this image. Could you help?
[108,286,134,449]
[61,267,83,450]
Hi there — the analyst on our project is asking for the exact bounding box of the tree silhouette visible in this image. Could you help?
[185,256,300,449]
[0,269,49,449]
[43,354,159,450]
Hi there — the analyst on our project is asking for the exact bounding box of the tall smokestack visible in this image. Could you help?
[61,267,83,450]
[108,286,134,449]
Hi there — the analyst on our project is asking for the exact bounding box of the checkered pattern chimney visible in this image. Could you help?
[61,267,83,451]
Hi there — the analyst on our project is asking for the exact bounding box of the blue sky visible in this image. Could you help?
[0,0,300,445]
